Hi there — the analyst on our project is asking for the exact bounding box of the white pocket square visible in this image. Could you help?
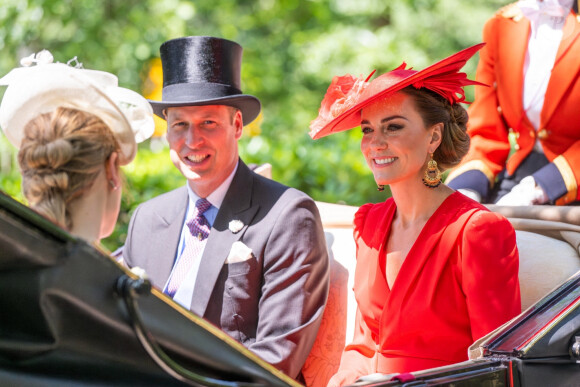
[225,241,254,264]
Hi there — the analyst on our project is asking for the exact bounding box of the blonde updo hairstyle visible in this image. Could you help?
[18,107,119,230]
[401,86,470,171]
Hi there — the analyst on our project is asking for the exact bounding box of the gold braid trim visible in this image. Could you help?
[445,160,496,187]
[553,156,578,205]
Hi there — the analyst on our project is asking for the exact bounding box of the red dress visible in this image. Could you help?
[336,192,520,379]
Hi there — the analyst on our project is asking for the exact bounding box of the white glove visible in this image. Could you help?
[495,176,549,206]
[457,188,482,203]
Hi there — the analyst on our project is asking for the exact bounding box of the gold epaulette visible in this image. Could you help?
[497,2,524,22]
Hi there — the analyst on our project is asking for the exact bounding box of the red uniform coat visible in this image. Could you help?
[446,5,580,204]
[335,192,520,380]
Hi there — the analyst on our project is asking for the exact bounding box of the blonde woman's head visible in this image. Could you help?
[18,107,119,230]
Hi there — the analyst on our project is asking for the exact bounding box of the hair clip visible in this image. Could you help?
[66,56,83,69]
[19,50,83,69]
[20,50,54,67]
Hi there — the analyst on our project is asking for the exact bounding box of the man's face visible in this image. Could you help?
[165,105,243,197]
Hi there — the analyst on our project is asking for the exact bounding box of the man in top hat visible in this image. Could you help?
[122,36,329,380]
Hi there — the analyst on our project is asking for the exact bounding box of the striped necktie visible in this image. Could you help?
[165,198,212,297]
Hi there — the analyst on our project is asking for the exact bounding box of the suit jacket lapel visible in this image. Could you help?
[149,186,188,288]
[542,13,580,124]
[190,161,260,315]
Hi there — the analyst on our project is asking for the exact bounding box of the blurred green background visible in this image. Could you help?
[0,0,507,251]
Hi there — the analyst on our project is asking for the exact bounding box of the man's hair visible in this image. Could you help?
[227,106,241,124]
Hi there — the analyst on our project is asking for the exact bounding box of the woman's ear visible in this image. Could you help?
[429,122,444,152]
[105,151,120,190]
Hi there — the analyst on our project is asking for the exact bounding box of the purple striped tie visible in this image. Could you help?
[165,198,212,297]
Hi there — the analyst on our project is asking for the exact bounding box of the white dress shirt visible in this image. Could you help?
[164,162,239,308]
[519,0,572,151]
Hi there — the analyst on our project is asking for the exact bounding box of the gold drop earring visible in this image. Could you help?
[422,154,441,188]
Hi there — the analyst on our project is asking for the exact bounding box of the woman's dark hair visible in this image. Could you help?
[401,86,470,170]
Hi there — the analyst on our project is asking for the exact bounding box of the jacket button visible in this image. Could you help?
[538,128,549,139]
[497,106,502,114]
[529,130,535,137]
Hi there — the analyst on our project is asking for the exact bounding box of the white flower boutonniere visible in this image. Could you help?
[228,219,244,234]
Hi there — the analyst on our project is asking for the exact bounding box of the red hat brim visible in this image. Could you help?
[310,43,486,139]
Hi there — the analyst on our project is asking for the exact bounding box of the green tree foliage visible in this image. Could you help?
[0,0,507,250]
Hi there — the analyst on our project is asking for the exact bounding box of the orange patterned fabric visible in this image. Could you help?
[302,258,349,387]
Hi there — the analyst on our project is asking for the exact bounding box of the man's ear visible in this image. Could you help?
[105,151,120,190]
[163,109,171,141]
[234,109,244,139]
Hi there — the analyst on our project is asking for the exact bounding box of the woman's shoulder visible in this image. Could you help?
[450,193,514,235]
[353,199,396,235]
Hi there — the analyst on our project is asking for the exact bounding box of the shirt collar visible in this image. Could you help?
[185,160,239,210]
[518,0,573,21]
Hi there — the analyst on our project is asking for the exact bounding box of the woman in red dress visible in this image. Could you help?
[309,45,521,387]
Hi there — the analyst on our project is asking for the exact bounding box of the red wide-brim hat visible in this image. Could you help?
[309,43,486,140]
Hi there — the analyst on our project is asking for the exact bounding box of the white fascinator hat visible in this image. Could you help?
[0,50,154,165]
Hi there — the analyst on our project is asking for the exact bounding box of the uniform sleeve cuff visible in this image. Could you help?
[446,170,491,200]
[532,163,566,202]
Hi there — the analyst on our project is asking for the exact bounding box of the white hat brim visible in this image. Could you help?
[0,63,154,165]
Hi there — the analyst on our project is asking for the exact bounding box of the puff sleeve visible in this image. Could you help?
[460,210,521,340]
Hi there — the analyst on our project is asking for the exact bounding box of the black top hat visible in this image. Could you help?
[149,36,261,125]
